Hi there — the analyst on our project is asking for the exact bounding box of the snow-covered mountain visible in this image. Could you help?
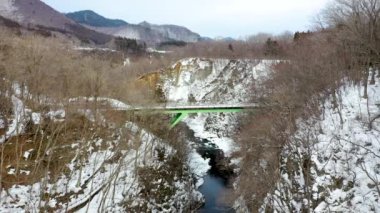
[0,0,72,30]
[138,21,201,43]
[0,1,201,45]
[65,10,201,45]
[85,24,169,45]
[0,0,112,44]
[83,20,201,45]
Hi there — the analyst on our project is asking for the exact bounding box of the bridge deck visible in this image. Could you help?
[70,100,271,128]
[116,103,263,113]
[115,103,267,128]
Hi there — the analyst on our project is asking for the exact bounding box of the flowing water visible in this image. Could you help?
[185,126,235,212]
[198,173,234,213]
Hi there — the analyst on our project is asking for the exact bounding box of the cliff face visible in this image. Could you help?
[139,58,277,156]
[163,58,276,155]
[160,58,272,104]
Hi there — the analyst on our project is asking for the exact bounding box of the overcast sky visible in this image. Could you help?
[42,0,331,38]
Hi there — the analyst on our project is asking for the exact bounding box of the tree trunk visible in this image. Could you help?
[363,68,369,99]
[370,68,376,85]
[332,90,344,125]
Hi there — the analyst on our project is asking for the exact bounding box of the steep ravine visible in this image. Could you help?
[150,58,278,211]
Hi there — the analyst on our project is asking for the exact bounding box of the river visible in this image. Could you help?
[185,126,235,212]
[198,172,234,213]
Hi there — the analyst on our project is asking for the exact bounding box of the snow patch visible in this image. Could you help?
[69,97,130,110]
[74,46,116,52]
[0,119,4,129]
[123,57,130,66]
[147,47,169,54]
[0,96,28,143]
[31,112,41,124]
[188,149,211,188]
[46,109,65,121]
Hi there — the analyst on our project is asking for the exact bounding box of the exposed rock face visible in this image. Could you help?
[140,58,277,156]
[160,58,270,104]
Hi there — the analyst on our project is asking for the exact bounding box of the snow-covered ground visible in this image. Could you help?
[261,75,380,212]
[0,121,201,212]
[188,148,211,188]
[69,96,131,110]
[73,46,116,52]
[0,86,202,212]
[146,47,170,54]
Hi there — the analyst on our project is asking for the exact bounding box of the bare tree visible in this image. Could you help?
[323,0,380,97]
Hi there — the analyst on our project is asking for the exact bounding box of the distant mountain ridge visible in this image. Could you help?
[0,1,202,46]
[138,21,201,43]
[65,10,201,45]
[66,10,128,27]
[0,0,112,44]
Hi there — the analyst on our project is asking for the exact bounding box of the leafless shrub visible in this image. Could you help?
[232,27,349,212]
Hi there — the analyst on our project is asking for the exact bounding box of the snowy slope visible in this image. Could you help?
[0,86,202,212]
[0,122,202,212]
[0,0,74,29]
[260,74,380,212]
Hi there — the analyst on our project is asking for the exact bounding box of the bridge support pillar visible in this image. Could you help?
[170,112,189,129]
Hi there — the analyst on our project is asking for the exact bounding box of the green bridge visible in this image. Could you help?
[117,103,266,128]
